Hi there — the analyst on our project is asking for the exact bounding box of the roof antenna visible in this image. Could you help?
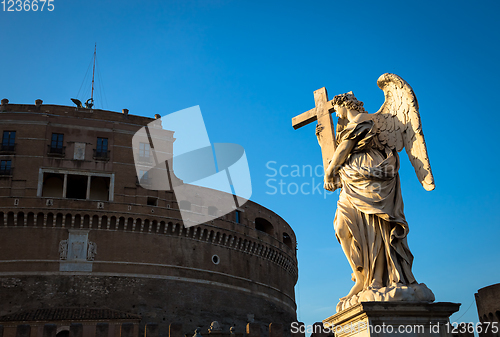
[71,43,96,109]
[89,43,96,108]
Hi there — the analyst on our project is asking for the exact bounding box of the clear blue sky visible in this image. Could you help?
[1,0,499,329]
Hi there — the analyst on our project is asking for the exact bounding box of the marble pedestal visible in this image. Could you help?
[323,302,460,337]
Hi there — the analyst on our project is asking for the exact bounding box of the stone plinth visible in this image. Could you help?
[323,302,460,337]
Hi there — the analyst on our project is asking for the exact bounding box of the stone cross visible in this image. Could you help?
[292,87,337,170]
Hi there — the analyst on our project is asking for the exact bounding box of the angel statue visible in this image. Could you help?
[292,73,436,312]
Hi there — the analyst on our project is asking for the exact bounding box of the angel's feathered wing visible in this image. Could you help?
[373,73,435,191]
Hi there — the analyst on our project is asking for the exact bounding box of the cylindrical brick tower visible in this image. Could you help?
[0,101,298,336]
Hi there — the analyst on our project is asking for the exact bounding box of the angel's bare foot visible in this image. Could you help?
[345,278,364,298]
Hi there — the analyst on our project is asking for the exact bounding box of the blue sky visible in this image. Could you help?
[1,0,499,329]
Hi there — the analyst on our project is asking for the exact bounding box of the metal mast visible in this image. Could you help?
[91,43,96,104]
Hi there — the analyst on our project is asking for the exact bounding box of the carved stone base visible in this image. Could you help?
[337,283,435,312]
[323,302,460,337]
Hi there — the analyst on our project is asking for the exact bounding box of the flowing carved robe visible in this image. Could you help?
[334,118,416,288]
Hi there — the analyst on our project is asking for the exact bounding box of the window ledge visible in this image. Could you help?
[47,153,65,158]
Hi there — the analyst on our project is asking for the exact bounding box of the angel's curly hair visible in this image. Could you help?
[332,91,366,113]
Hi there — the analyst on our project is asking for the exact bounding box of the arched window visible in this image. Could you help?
[56,329,69,337]
[27,212,35,226]
[255,217,274,236]
[110,216,117,230]
[74,214,81,228]
[55,213,63,227]
[283,232,293,249]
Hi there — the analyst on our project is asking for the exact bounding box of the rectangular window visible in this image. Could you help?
[0,160,12,175]
[139,142,151,161]
[235,210,241,223]
[2,131,16,151]
[147,197,158,206]
[49,133,65,155]
[95,137,109,159]
[51,133,64,149]
[66,174,88,199]
[97,138,108,153]
[38,169,114,201]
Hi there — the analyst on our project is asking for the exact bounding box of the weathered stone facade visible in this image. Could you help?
[475,283,500,337]
[0,100,298,336]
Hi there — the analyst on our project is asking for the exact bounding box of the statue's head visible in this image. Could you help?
[332,91,366,118]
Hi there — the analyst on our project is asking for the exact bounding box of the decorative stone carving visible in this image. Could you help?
[71,241,84,259]
[60,229,93,272]
[87,241,97,261]
[73,142,86,160]
[293,73,435,312]
[59,240,68,260]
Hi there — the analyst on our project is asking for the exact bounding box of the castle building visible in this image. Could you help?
[475,283,500,337]
[0,99,298,337]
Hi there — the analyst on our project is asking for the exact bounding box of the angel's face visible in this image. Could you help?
[334,105,348,119]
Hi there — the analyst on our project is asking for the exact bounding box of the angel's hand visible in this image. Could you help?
[324,174,336,191]
[324,182,336,191]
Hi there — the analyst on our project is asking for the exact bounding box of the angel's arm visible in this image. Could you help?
[325,138,356,180]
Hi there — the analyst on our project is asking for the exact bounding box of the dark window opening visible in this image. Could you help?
[212,255,220,264]
[1,131,16,152]
[56,331,69,337]
[89,176,110,201]
[66,174,87,199]
[41,172,110,200]
[49,133,65,155]
[42,173,64,197]
[118,217,125,230]
[283,232,293,249]
[235,210,241,223]
[147,197,158,206]
[255,217,274,236]
[0,160,12,175]
[94,137,109,160]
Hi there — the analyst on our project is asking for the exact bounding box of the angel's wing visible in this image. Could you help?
[373,73,435,191]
